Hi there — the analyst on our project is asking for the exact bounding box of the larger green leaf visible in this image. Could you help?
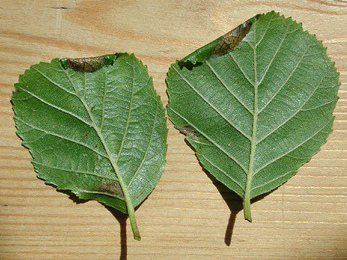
[12,53,167,240]
[167,11,340,221]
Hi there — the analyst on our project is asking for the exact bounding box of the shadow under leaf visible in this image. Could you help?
[45,184,128,260]
[106,207,128,260]
[181,137,277,245]
[202,166,276,246]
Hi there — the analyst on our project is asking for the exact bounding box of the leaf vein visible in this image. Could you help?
[258,45,310,114]
[33,161,118,181]
[301,99,336,112]
[16,86,92,126]
[100,70,108,130]
[169,106,248,174]
[200,154,245,193]
[172,66,252,141]
[115,61,136,164]
[257,70,328,144]
[16,117,108,159]
[127,102,159,188]
[255,17,280,47]
[32,66,76,96]
[257,22,293,87]
[251,170,296,192]
[205,60,253,115]
[254,118,332,176]
[74,189,124,200]
[228,53,254,86]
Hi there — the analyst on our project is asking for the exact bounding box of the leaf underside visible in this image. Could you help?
[167,11,340,220]
[12,53,167,240]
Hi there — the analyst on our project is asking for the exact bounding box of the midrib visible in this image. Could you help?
[62,66,141,240]
[243,28,258,222]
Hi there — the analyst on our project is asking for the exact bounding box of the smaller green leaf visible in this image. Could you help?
[12,53,168,240]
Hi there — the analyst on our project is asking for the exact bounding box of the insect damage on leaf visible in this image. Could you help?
[167,11,340,223]
[83,131,90,139]
[60,54,116,72]
[12,52,168,241]
[212,20,251,57]
[97,180,124,199]
[176,126,200,141]
[178,19,252,68]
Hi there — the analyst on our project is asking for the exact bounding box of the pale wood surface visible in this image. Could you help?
[1,1,347,259]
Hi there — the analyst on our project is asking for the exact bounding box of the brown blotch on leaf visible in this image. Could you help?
[65,56,105,72]
[212,20,251,57]
[177,126,200,140]
[98,180,124,199]
[83,131,90,139]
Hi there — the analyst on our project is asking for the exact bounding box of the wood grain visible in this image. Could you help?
[1,0,346,259]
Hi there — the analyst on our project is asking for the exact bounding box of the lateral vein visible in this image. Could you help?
[172,66,252,141]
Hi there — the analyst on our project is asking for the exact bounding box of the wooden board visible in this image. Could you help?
[1,1,346,259]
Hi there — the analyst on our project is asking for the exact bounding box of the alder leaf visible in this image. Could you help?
[167,11,340,221]
[12,53,167,240]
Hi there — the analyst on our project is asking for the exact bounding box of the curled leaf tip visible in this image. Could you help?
[178,17,256,69]
[211,20,251,57]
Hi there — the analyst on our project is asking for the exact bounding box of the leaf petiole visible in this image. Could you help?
[243,193,252,222]
[109,159,141,240]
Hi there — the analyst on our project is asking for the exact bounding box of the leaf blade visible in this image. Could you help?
[167,11,340,221]
[12,53,168,240]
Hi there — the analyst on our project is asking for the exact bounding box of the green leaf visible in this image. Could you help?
[12,53,168,240]
[167,11,340,221]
